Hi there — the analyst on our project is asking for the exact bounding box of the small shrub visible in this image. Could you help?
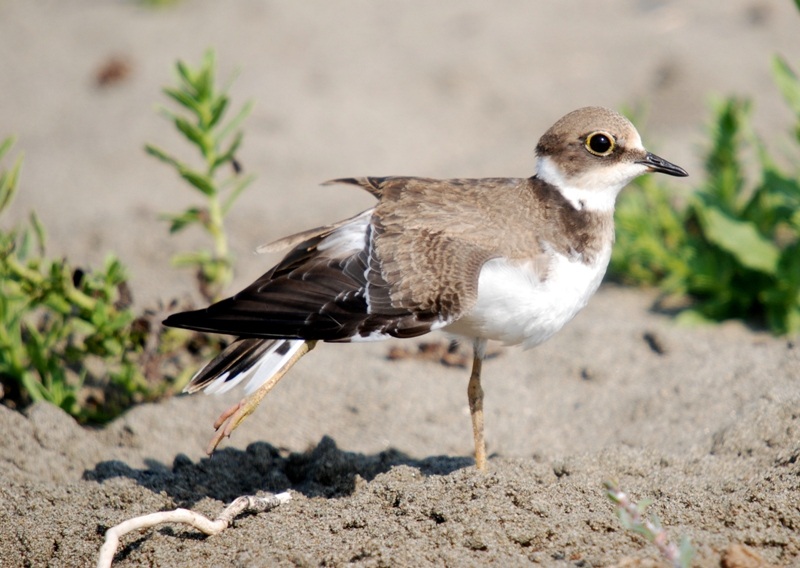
[0,138,158,421]
[146,50,255,302]
[611,56,800,335]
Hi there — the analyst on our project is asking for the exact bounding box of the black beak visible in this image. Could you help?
[636,152,688,177]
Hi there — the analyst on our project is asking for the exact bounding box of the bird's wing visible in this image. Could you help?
[162,186,488,342]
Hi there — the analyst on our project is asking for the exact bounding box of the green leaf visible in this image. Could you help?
[695,199,780,275]
[0,135,15,160]
[195,53,215,101]
[179,169,216,196]
[103,255,128,285]
[209,95,229,129]
[101,337,123,356]
[29,211,47,256]
[161,207,204,233]
[217,100,253,142]
[144,144,184,170]
[705,98,750,210]
[0,152,23,214]
[163,86,200,114]
[19,369,47,403]
[69,317,97,337]
[24,325,49,376]
[176,60,195,91]
[174,117,207,151]
[772,56,800,117]
[221,173,255,215]
[214,130,244,171]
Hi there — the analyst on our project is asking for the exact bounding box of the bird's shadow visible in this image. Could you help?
[83,435,472,509]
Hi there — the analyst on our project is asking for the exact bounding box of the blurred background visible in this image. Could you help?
[1,0,799,308]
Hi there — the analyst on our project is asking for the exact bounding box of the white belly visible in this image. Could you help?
[445,249,611,348]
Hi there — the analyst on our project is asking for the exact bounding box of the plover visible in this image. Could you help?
[164,106,687,470]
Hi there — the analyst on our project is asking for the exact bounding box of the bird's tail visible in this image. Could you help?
[184,338,308,395]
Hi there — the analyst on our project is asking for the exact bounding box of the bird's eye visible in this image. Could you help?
[585,132,615,156]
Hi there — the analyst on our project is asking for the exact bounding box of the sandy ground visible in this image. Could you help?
[1,0,799,566]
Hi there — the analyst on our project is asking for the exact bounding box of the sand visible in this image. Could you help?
[1,1,799,566]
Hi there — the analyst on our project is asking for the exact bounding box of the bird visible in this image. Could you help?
[163,106,688,470]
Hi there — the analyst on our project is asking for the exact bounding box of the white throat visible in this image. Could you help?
[535,155,641,213]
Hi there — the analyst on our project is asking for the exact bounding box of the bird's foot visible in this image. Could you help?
[204,339,318,455]
[206,394,264,455]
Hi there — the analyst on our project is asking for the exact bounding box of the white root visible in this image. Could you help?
[97,492,291,568]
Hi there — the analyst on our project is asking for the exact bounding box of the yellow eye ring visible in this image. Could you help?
[584,131,616,157]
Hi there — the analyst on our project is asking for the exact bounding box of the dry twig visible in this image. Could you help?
[97,492,291,568]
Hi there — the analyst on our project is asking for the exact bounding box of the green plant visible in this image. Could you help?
[611,56,800,334]
[604,481,694,568]
[0,138,158,422]
[146,50,254,302]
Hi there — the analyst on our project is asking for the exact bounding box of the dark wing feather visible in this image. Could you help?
[163,209,443,342]
[183,337,278,393]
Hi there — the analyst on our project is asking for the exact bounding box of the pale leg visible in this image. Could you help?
[206,340,317,454]
[468,339,488,470]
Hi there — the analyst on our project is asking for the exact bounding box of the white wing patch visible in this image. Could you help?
[201,339,307,395]
[316,210,372,256]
